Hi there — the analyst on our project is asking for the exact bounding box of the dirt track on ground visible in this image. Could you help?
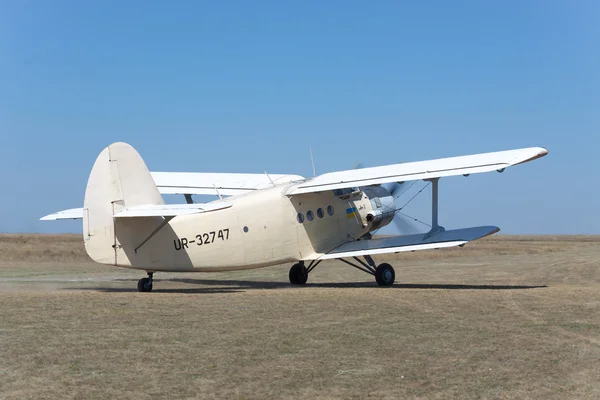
[1,234,599,399]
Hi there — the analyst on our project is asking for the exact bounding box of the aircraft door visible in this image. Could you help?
[242,219,274,264]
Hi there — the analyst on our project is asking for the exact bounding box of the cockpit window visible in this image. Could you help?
[333,187,361,200]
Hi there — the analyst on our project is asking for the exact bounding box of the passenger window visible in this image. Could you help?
[317,208,324,218]
[327,205,334,216]
[297,213,304,223]
[306,210,314,221]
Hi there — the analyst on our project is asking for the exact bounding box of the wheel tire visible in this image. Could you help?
[375,263,395,286]
[289,263,308,285]
[137,277,153,292]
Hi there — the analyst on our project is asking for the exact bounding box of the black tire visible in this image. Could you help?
[375,263,395,286]
[289,263,308,285]
[137,277,153,292]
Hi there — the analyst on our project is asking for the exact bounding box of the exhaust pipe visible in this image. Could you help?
[366,210,383,223]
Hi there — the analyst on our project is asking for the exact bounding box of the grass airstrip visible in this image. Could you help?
[1,234,599,399]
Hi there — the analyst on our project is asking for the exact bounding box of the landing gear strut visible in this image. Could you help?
[137,272,153,292]
[339,256,396,286]
[288,260,322,285]
[289,257,394,286]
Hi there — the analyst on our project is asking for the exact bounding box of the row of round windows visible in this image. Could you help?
[297,205,335,223]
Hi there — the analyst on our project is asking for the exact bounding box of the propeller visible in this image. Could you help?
[385,182,422,234]
[394,213,420,234]
[354,162,422,234]
[354,161,366,170]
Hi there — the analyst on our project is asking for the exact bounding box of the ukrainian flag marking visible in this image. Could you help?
[346,207,357,218]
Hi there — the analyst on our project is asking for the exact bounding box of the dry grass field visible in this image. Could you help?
[1,234,599,399]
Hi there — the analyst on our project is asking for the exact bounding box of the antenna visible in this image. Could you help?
[264,171,276,186]
[309,147,316,177]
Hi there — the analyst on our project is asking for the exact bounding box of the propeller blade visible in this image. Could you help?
[388,182,405,198]
[393,213,422,235]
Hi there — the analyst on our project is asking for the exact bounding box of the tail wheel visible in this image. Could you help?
[289,263,308,285]
[137,277,153,292]
[375,263,395,286]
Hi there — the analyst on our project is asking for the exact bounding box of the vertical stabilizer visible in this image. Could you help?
[83,142,164,265]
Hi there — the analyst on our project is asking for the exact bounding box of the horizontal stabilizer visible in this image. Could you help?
[317,226,500,260]
[114,203,231,217]
[40,208,84,221]
[40,203,231,220]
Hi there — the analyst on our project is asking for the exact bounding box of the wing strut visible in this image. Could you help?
[338,257,378,276]
[134,217,175,254]
[424,178,445,240]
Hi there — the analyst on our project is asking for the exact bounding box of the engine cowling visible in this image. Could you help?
[361,185,395,230]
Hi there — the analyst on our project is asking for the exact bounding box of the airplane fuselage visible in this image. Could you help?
[109,184,394,272]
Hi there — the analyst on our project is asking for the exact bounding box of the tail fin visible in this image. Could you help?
[83,142,164,265]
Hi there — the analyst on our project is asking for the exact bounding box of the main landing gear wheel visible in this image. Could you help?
[375,263,395,286]
[289,263,308,285]
[137,273,153,292]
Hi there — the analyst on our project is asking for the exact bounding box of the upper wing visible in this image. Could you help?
[316,225,499,260]
[285,147,548,195]
[151,172,305,196]
[40,203,231,220]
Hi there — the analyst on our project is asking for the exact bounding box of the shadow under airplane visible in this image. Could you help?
[71,277,548,293]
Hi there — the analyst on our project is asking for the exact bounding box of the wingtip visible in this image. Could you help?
[512,147,548,166]
[531,147,549,162]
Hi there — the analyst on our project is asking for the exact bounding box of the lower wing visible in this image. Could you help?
[316,226,499,260]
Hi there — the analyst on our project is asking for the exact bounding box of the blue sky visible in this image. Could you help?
[1,1,598,234]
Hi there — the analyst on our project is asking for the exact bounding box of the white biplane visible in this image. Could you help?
[42,142,548,292]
